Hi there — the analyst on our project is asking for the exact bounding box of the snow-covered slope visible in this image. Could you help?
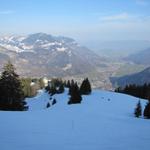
[0,89,150,150]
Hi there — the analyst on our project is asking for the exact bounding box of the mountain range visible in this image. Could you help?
[90,40,150,58]
[111,67,150,87]
[0,33,107,78]
[125,48,150,65]
[2,33,149,89]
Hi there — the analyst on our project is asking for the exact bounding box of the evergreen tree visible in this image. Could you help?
[58,84,64,93]
[80,78,92,95]
[0,61,27,111]
[115,83,150,99]
[45,85,50,92]
[49,83,57,96]
[134,100,142,118]
[66,80,71,88]
[68,83,82,104]
[144,100,150,119]
[63,80,67,87]
[52,99,57,105]
[68,80,75,95]
[68,83,73,95]
[71,79,75,86]
[46,102,50,108]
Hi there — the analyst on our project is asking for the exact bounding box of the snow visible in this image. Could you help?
[0,44,23,52]
[0,35,68,53]
[20,43,33,50]
[17,36,27,42]
[0,89,150,150]
[0,42,34,53]
[0,36,26,43]
[35,39,43,43]
[26,90,50,111]
[63,63,72,71]
[68,50,72,57]
[2,36,14,41]
[41,42,56,48]
[56,47,67,52]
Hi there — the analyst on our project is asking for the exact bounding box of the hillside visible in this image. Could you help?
[126,48,150,65]
[111,67,150,87]
[0,89,149,150]
[0,33,106,77]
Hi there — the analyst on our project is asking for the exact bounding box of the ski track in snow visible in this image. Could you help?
[0,89,150,150]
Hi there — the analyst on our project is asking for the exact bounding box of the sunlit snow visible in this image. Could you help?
[0,89,150,150]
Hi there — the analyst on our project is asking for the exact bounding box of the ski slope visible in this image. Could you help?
[0,89,150,150]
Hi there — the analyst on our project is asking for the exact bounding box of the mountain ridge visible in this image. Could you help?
[0,33,107,79]
[125,47,150,65]
[111,67,150,87]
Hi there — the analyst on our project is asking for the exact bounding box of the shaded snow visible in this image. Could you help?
[0,89,150,150]
[26,90,50,111]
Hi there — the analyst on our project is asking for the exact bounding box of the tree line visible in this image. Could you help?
[45,78,92,105]
[115,83,150,99]
[0,61,92,111]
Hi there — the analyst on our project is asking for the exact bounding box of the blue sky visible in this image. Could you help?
[0,0,150,45]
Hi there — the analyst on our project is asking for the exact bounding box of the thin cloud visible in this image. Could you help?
[0,10,14,15]
[99,12,150,23]
[100,13,129,22]
[136,0,149,6]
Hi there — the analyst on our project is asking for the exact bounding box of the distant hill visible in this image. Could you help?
[126,48,150,65]
[89,40,150,58]
[111,67,150,87]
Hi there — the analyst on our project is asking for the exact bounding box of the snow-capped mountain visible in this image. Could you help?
[0,33,107,79]
[0,33,76,53]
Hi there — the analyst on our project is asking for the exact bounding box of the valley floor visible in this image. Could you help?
[0,89,150,150]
